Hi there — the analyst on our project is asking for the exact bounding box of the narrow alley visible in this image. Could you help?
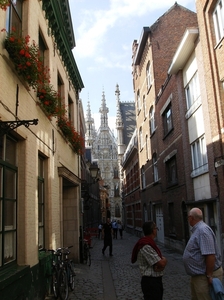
[69,232,190,300]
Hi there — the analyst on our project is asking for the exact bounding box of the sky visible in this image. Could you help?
[69,0,196,133]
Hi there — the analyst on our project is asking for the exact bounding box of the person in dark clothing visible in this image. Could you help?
[102,218,113,256]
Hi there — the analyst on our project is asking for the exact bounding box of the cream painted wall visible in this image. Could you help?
[187,105,205,143]
[0,0,82,266]
[193,173,211,200]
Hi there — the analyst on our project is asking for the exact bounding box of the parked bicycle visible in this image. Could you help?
[46,247,69,300]
[61,246,76,291]
[83,238,91,266]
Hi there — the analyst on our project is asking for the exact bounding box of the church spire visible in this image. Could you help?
[115,84,124,146]
[99,91,109,128]
[85,101,95,147]
[115,84,123,130]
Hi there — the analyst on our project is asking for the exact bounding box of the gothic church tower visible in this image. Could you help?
[86,91,121,220]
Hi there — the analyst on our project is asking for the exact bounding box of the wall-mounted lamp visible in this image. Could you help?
[89,163,99,182]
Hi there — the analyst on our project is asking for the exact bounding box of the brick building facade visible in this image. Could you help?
[129,1,224,255]
[132,3,198,250]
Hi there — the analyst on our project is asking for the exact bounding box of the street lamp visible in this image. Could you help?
[89,163,99,183]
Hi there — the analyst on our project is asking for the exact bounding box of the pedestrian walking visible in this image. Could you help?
[183,207,223,300]
[112,220,118,239]
[98,223,102,239]
[102,218,113,256]
[117,220,123,239]
[131,221,167,300]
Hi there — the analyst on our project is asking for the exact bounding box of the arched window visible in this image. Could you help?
[114,168,119,178]
[145,135,149,160]
[146,61,152,90]
[143,95,146,118]
[115,204,120,218]
[139,127,143,149]
[149,106,155,134]
[114,183,119,197]
[152,153,159,182]
[137,90,140,113]
[141,166,146,189]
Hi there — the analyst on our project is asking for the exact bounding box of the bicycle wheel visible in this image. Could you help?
[52,268,58,299]
[86,249,91,267]
[69,261,75,291]
[83,244,88,264]
[58,268,69,300]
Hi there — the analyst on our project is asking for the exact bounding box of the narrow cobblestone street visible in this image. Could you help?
[68,231,190,300]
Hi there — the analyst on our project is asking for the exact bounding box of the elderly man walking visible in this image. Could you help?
[183,207,223,300]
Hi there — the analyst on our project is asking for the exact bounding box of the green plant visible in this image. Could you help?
[2,28,84,155]
[3,28,62,119]
[37,84,65,118]
[4,28,47,89]
[0,0,10,10]
[57,116,84,155]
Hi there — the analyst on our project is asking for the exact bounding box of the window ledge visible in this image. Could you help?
[185,97,201,119]
[153,180,159,186]
[191,164,208,178]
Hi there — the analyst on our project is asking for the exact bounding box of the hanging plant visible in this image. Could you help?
[0,0,10,10]
[2,28,84,155]
[4,28,43,89]
[2,28,63,119]
[57,115,84,155]
[36,84,60,118]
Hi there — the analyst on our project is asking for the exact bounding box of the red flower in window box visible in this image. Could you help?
[57,115,85,155]
[0,0,10,10]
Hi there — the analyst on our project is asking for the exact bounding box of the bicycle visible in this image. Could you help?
[83,239,91,266]
[61,246,76,291]
[47,247,69,300]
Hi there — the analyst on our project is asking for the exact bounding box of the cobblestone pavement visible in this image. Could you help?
[69,232,190,300]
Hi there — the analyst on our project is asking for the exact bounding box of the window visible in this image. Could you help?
[163,105,173,136]
[185,72,200,109]
[139,127,143,149]
[149,106,155,134]
[137,90,140,112]
[213,0,224,44]
[141,166,146,189]
[144,204,148,222]
[168,203,176,236]
[58,74,64,115]
[166,156,177,186]
[38,155,45,250]
[0,135,17,267]
[146,61,152,90]
[143,95,146,118]
[191,135,208,177]
[68,95,74,124]
[115,204,120,218]
[145,135,149,160]
[152,153,159,182]
[114,168,119,179]
[114,183,119,197]
[6,0,23,33]
[38,33,47,64]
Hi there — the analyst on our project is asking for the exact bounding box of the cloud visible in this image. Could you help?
[72,0,194,58]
